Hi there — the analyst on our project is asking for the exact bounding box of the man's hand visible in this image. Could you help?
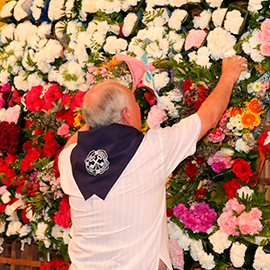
[196,55,249,141]
[64,124,89,149]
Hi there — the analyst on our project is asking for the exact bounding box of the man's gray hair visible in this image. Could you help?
[82,80,132,128]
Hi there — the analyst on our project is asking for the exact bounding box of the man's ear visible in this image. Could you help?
[121,107,131,126]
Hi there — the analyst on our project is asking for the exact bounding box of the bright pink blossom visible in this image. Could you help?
[184,29,207,51]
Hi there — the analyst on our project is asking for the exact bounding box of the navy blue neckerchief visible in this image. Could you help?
[70,123,144,200]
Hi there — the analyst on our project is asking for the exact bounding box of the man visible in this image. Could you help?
[59,55,248,270]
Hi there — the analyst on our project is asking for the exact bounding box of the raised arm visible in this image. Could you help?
[196,56,248,141]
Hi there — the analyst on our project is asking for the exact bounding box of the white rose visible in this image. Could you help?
[209,230,231,254]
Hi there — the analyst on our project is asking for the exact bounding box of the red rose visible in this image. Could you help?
[232,158,253,182]
[194,98,203,111]
[223,178,241,199]
[196,156,205,164]
[185,162,198,178]
[194,187,206,200]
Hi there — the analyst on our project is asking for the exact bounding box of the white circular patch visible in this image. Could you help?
[84,149,110,176]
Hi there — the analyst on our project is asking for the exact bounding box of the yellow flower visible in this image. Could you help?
[241,112,261,130]
[74,110,84,128]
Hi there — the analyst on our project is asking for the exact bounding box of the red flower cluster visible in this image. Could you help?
[223,178,241,199]
[182,79,210,111]
[232,158,253,182]
[0,121,21,155]
[52,195,71,229]
[43,130,61,158]
[39,259,70,270]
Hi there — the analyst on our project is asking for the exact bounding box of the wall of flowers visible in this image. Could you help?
[1,0,270,269]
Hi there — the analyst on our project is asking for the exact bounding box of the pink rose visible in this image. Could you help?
[57,123,70,137]
[184,29,207,51]
[207,127,225,143]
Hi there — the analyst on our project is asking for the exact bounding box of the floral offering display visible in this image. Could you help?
[1,0,270,269]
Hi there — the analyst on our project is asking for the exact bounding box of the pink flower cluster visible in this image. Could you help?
[207,127,225,143]
[207,150,233,173]
[173,202,217,232]
[146,105,167,129]
[258,19,270,56]
[218,198,262,236]
[170,239,184,270]
[184,29,207,51]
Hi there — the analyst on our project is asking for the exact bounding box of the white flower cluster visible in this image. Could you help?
[226,114,244,132]
[242,30,264,63]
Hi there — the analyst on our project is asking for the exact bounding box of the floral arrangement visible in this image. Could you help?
[1,0,270,269]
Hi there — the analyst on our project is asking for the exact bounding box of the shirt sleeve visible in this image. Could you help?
[155,113,201,177]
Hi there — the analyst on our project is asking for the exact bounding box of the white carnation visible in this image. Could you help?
[0,70,10,84]
[193,10,211,29]
[31,0,45,20]
[28,73,45,88]
[237,186,254,199]
[168,9,188,30]
[248,0,264,12]
[209,230,231,254]
[13,0,28,21]
[48,0,65,21]
[224,10,244,35]
[206,0,223,8]
[212,8,227,27]
[0,1,17,18]
[198,251,215,270]
[14,71,30,91]
[230,242,247,268]
[37,23,51,39]
[1,24,16,44]
[122,13,138,37]
[207,27,236,60]
[168,0,187,7]
[62,228,71,244]
[168,88,183,102]
[14,21,38,42]
[6,221,22,236]
[253,247,270,269]
[1,191,11,204]
[35,222,48,241]
[196,47,211,68]
[81,0,98,13]
[0,221,5,234]
[18,225,32,237]
[103,36,128,54]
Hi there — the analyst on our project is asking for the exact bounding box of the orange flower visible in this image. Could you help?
[229,107,243,117]
[104,56,119,70]
[241,112,261,129]
[245,98,264,115]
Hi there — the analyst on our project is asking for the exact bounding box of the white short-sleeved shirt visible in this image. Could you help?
[59,113,201,270]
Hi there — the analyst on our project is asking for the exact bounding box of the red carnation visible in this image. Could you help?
[223,178,241,199]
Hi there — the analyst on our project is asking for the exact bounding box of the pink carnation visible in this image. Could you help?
[260,41,270,56]
[217,211,239,236]
[249,207,262,220]
[238,211,262,235]
[0,105,21,124]
[223,198,245,214]
[207,127,225,143]
[259,19,270,41]
[207,150,233,172]
[146,105,167,129]
[184,29,207,51]
[170,239,184,270]
[57,123,70,137]
[219,110,229,131]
